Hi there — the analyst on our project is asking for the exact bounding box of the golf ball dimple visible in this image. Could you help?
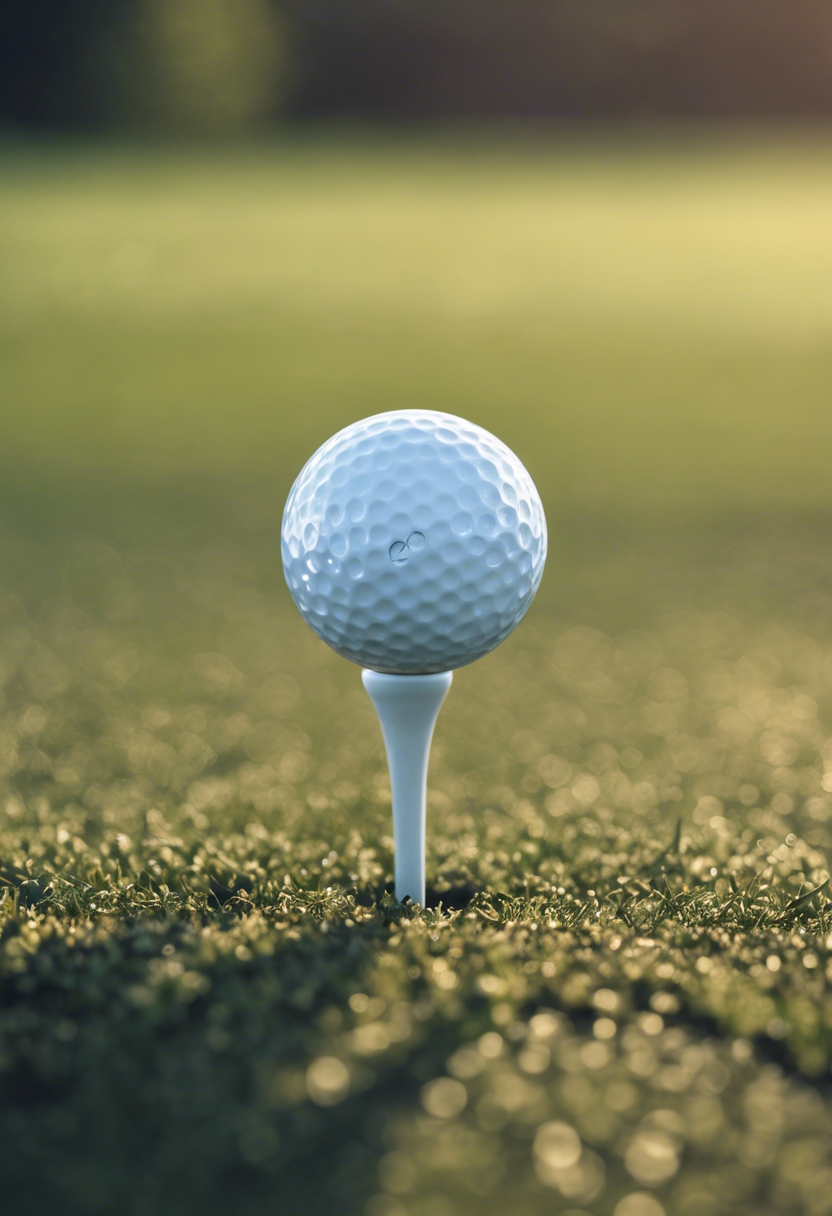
[281,410,547,674]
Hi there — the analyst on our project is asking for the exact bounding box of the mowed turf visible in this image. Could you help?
[1,134,832,1216]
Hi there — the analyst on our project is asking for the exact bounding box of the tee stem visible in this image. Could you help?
[361,669,453,906]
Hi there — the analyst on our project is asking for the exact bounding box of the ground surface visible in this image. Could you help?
[1,133,832,1216]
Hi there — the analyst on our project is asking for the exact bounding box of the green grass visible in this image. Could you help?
[1,133,832,1216]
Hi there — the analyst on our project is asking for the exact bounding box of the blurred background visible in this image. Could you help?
[4,0,832,784]
[5,0,832,133]
[3,0,832,739]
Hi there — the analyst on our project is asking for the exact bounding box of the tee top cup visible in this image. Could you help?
[282,410,547,904]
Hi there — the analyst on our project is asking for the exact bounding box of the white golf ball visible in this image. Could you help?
[281,410,547,674]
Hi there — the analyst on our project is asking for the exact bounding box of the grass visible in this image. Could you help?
[1,131,832,1216]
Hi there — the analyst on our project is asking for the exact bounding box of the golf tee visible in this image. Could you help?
[361,669,453,906]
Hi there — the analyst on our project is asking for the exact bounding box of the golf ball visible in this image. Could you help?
[281,410,547,674]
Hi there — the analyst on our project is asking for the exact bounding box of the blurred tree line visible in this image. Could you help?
[2,0,832,135]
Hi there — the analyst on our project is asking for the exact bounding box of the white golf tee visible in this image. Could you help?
[362,669,453,906]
